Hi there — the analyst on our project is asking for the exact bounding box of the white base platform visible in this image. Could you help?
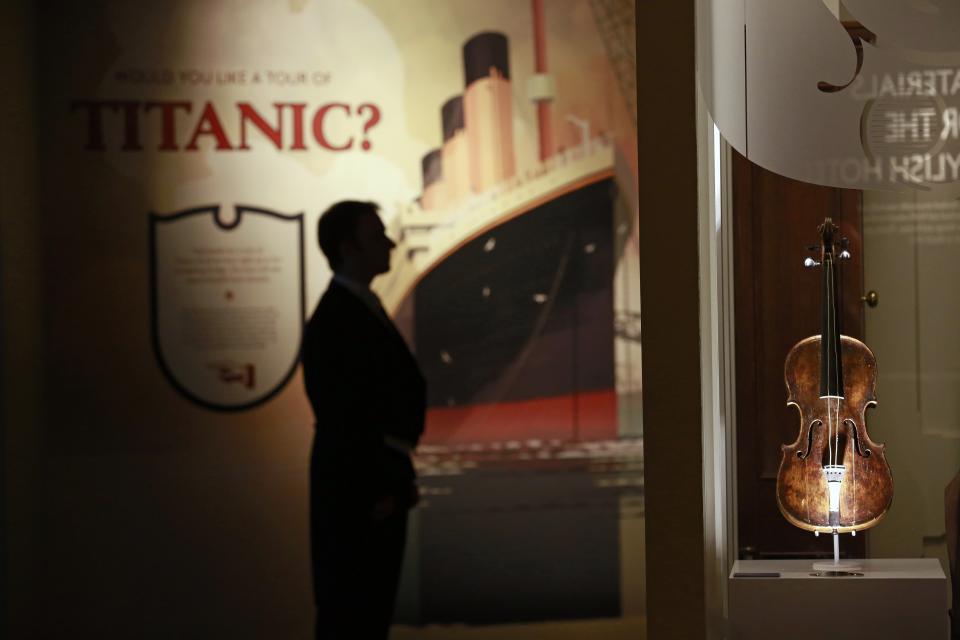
[729,558,948,640]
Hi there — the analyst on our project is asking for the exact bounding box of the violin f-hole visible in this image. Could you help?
[797,420,821,459]
[843,418,871,457]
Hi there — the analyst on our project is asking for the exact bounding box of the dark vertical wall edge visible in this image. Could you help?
[0,0,41,636]
[637,2,707,637]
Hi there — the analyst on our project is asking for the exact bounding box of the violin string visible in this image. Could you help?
[838,239,856,525]
[827,260,837,464]
[830,259,843,464]
[831,255,839,468]
[844,244,856,526]
[827,244,840,528]
[830,237,851,525]
[825,253,834,469]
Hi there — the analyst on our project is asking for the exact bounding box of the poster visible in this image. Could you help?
[36,0,640,633]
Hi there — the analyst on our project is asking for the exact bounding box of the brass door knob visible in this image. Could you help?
[861,290,879,308]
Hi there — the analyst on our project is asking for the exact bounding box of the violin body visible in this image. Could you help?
[777,334,893,533]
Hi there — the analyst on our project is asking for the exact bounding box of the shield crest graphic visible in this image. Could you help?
[149,205,304,411]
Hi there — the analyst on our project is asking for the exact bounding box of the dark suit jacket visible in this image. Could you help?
[302,280,426,513]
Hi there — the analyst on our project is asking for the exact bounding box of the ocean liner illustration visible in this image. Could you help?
[373,15,630,448]
[378,5,641,625]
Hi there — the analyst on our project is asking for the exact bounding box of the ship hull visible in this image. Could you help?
[407,176,618,444]
[390,174,626,626]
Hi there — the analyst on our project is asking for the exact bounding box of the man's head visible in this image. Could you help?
[317,200,396,283]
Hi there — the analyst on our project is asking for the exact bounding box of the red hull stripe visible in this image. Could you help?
[422,389,618,444]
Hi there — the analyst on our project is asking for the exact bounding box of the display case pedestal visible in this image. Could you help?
[729,558,948,639]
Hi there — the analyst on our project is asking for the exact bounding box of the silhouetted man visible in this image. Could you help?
[302,201,426,639]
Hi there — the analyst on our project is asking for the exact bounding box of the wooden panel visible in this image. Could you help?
[733,150,867,558]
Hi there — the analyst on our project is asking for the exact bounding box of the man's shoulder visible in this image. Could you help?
[304,285,348,360]
[319,280,358,307]
[307,282,365,329]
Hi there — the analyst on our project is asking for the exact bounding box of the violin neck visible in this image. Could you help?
[820,253,844,398]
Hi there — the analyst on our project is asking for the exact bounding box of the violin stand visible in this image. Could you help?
[810,531,863,574]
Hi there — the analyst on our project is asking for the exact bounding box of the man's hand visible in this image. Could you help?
[370,494,397,522]
[370,483,420,521]
[408,483,420,508]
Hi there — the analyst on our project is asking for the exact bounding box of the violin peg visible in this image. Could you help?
[840,250,851,260]
[804,257,821,268]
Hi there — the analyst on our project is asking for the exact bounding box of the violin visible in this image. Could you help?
[777,218,893,534]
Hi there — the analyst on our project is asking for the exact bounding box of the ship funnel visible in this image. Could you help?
[420,148,444,210]
[441,96,470,203]
[464,32,510,86]
[442,96,465,141]
[463,31,516,192]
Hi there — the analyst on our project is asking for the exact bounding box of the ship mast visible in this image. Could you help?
[530,0,555,162]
